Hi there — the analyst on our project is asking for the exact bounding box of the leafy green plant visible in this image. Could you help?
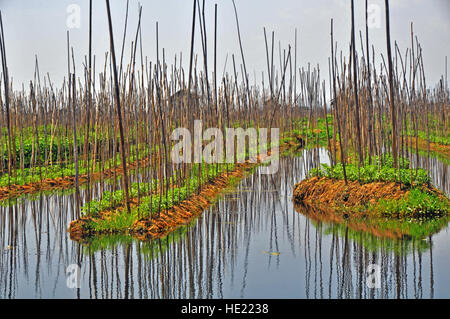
[375,188,449,217]
[310,155,431,186]
[84,162,235,232]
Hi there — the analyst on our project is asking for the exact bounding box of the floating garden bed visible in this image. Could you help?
[293,156,449,239]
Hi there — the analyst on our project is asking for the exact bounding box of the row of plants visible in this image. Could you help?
[0,123,127,168]
[83,162,235,233]
[309,155,430,186]
[82,177,163,215]
[80,127,286,218]
[415,130,450,146]
[403,115,450,146]
[305,153,449,218]
[1,136,73,168]
[330,184,449,218]
[374,188,449,217]
[0,144,154,187]
[280,116,334,147]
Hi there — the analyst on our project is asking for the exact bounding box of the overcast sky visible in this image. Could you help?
[1,0,449,92]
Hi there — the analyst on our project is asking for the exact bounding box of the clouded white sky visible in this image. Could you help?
[1,0,449,91]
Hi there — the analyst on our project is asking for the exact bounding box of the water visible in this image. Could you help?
[0,149,449,298]
[415,153,449,196]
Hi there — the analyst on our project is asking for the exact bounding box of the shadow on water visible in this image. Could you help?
[0,148,449,298]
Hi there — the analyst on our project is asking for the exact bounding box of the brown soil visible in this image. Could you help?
[293,176,412,208]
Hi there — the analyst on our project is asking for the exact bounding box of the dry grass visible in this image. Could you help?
[293,176,409,208]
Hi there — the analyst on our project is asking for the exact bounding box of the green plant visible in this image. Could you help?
[310,155,431,186]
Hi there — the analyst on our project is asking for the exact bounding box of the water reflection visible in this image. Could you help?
[414,154,449,196]
[0,149,449,298]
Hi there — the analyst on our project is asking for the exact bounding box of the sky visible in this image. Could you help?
[0,0,449,92]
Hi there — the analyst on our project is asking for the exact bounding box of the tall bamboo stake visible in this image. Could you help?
[385,0,398,168]
[105,0,131,214]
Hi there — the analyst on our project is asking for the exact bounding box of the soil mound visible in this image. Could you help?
[293,176,410,207]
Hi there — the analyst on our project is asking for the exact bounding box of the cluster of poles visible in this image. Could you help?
[0,0,448,218]
[326,0,448,186]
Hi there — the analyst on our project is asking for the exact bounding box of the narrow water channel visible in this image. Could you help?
[0,149,449,298]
